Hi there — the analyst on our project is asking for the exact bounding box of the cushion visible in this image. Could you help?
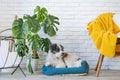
[42,60,89,76]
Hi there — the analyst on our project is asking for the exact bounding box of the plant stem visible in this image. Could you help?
[32,50,37,59]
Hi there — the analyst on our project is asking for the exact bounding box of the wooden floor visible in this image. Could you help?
[0,69,120,80]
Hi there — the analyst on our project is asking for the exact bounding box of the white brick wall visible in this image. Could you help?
[0,0,120,69]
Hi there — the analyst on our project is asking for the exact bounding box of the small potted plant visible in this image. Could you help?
[12,6,60,74]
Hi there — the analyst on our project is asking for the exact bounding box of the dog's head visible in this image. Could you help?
[49,43,64,58]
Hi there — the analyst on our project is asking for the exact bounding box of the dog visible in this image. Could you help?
[45,43,82,68]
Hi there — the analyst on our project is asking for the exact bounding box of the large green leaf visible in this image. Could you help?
[15,40,29,57]
[28,59,33,74]
[41,38,51,53]
[34,6,48,22]
[27,34,43,51]
[23,15,41,33]
[43,14,60,36]
[12,18,28,38]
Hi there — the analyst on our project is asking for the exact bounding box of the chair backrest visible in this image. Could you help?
[113,14,120,27]
[113,14,120,55]
[113,14,120,37]
[0,36,21,68]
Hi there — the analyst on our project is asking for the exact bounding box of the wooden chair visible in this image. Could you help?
[95,38,120,77]
[95,54,104,77]
[95,14,120,77]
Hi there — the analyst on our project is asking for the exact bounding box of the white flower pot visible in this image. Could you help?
[31,59,39,71]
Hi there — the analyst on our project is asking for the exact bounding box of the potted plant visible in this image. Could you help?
[12,6,60,74]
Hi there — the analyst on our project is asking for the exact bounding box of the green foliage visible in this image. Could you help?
[28,59,34,74]
[23,15,41,33]
[12,5,60,74]
[41,38,51,53]
[15,40,29,57]
[34,6,48,22]
[27,34,43,51]
[12,18,28,38]
[43,15,59,36]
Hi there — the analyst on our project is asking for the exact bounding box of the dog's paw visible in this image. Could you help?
[45,62,55,67]
[72,60,82,67]
[45,62,51,66]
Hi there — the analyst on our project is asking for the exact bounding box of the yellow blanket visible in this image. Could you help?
[87,13,120,58]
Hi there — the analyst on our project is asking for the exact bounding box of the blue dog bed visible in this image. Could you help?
[42,60,89,76]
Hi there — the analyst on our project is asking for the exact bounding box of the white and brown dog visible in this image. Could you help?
[45,43,82,68]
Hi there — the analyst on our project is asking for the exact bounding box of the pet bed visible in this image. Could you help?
[42,60,89,76]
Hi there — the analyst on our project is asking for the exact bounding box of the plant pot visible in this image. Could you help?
[31,58,39,71]
[38,51,47,70]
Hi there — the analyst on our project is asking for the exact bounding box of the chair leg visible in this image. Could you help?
[96,54,104,77]
[95,54,101,71]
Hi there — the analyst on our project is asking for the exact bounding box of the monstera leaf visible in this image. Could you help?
[12,18,28,38]
[15,40,29,57]
[34,6,48,22]
[23,15,41,33]
[41,38,51,53]
[43,14,60,36]
[28,59,33,74]
[27,34,43,51]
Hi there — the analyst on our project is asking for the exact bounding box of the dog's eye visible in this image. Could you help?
[56,48,60,52]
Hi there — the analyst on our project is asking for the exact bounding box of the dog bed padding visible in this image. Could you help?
[42,60,89,76]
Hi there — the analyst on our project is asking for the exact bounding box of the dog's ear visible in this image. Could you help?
[50,43,59,53]
[60,45,64,51]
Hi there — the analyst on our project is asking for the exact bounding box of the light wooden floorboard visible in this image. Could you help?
[0,69,120,80]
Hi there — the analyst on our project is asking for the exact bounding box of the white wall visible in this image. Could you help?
[0,0,120,69]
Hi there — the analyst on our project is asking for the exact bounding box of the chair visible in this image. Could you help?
[0,35,26,77]
[95,37,120,77]
[0,16,26,76]
[87,13,120,77]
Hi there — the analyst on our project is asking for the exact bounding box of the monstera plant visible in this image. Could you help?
[12,6,59,74]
